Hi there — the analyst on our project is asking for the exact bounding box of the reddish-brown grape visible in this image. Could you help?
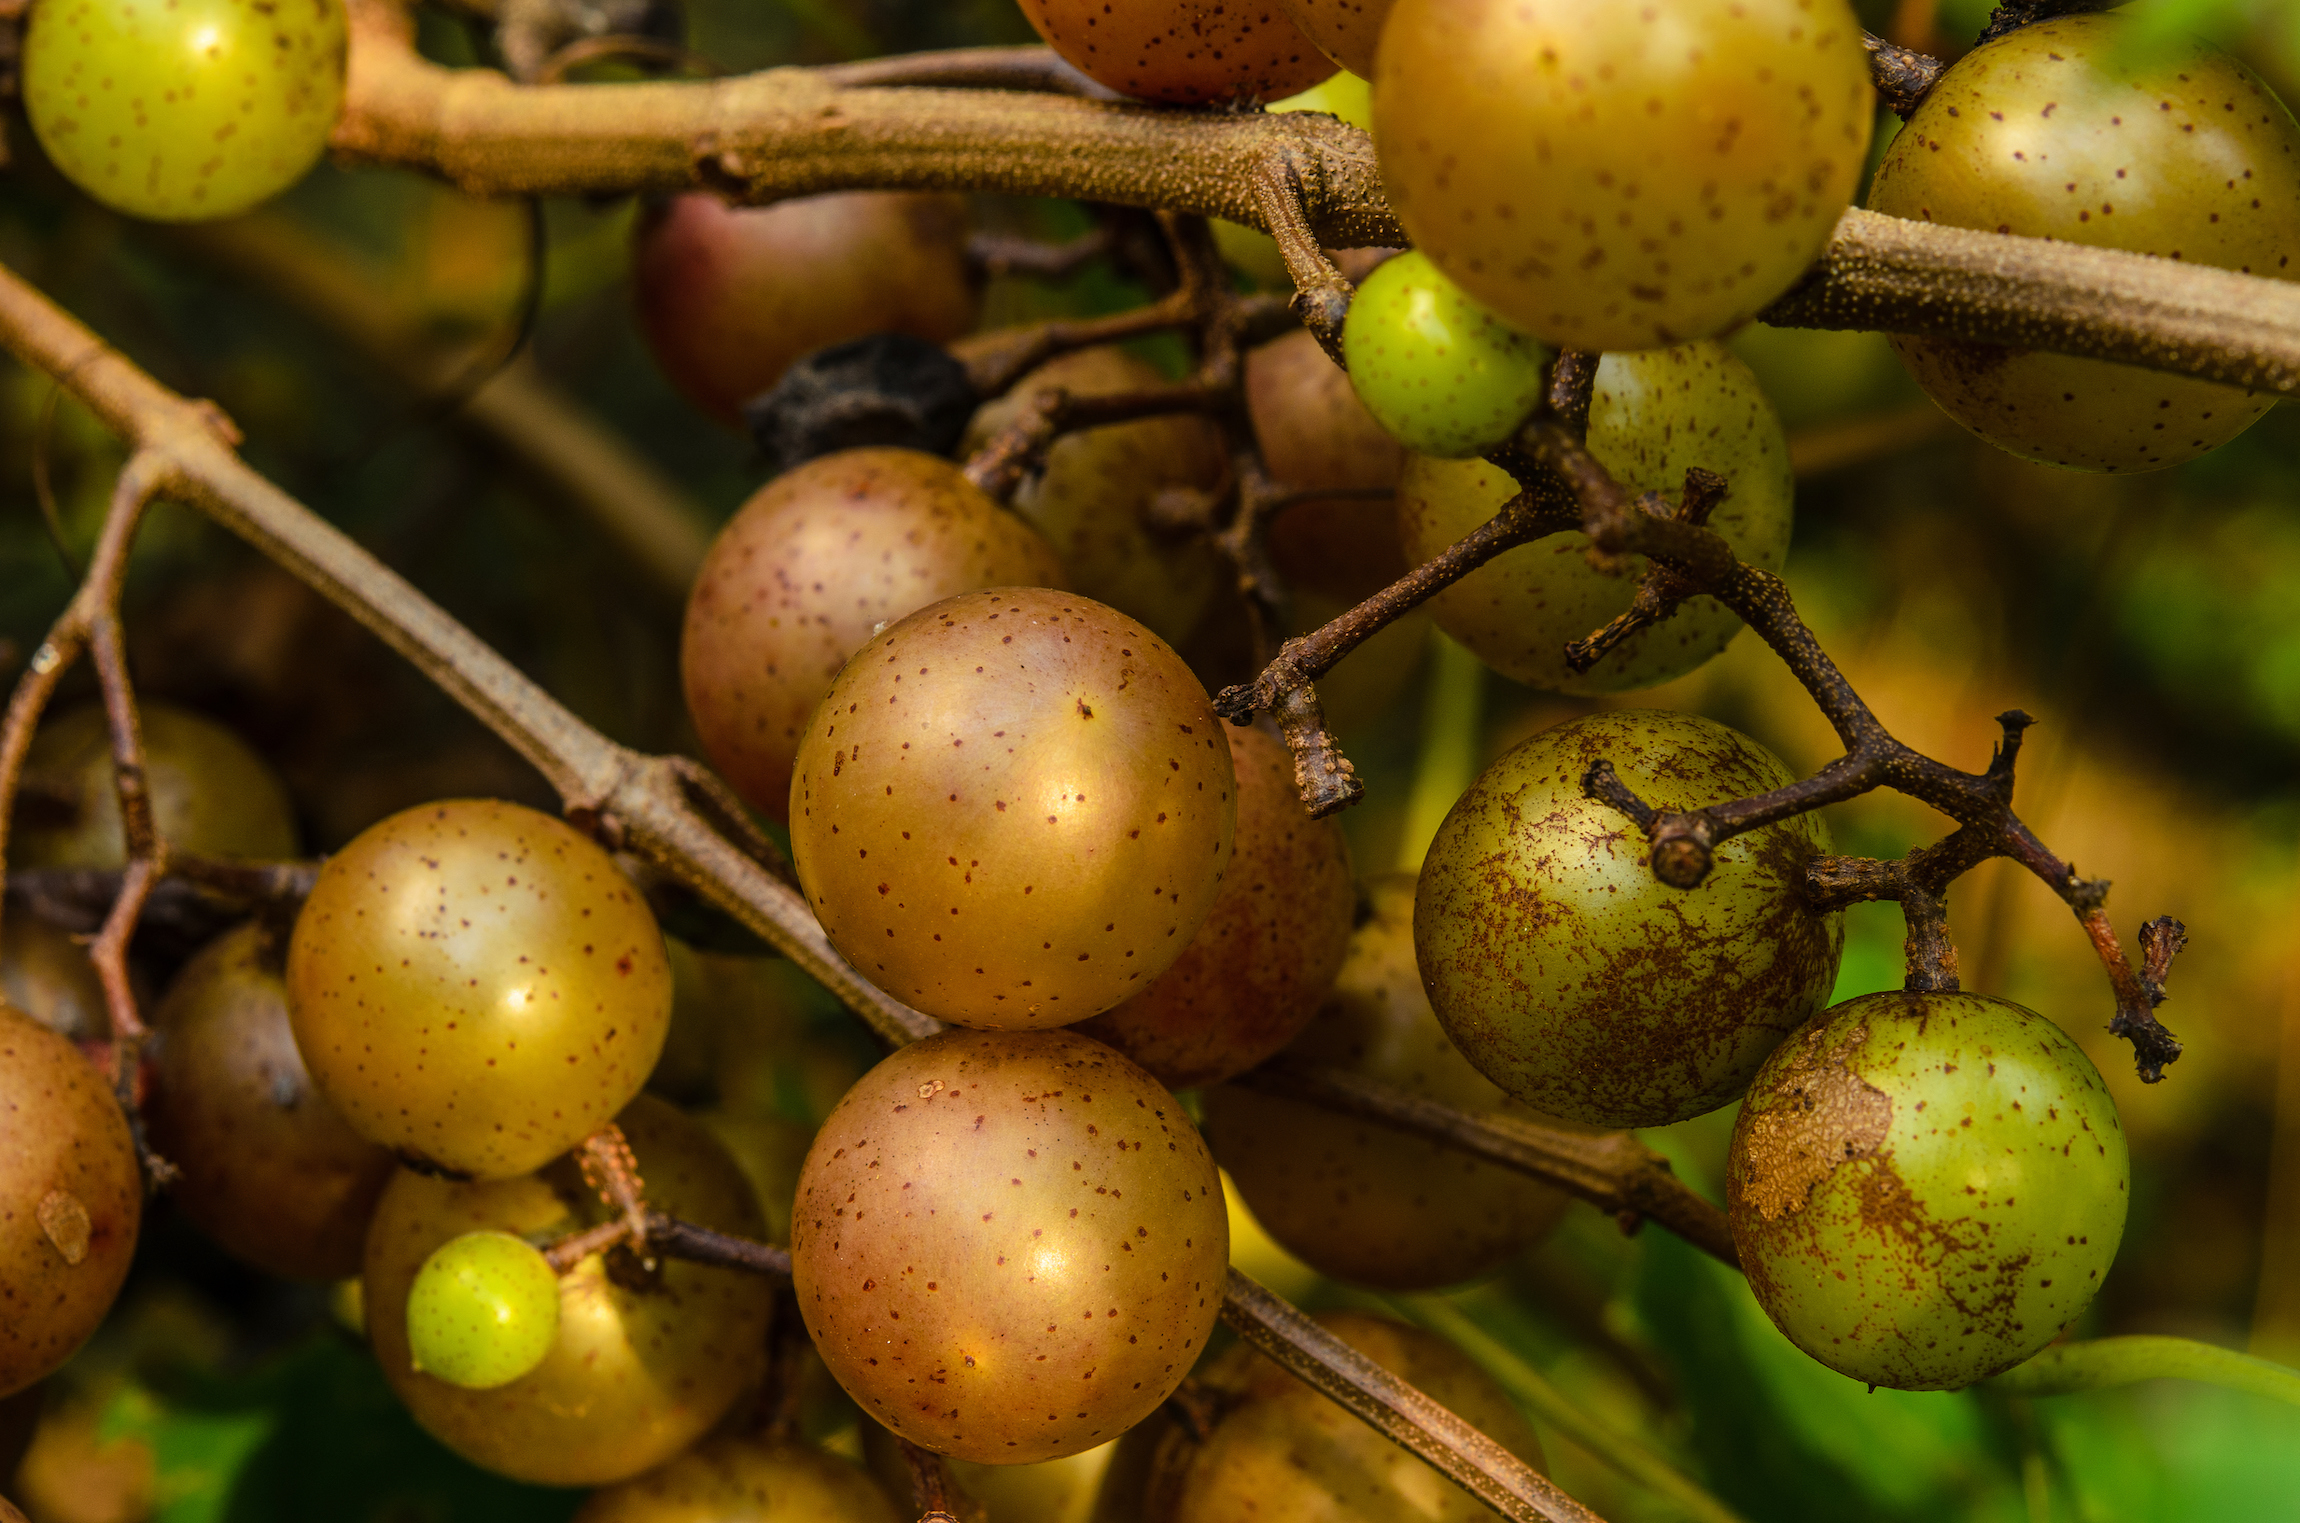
[634,192,979,426]
[1077,724,1353,1090]
[12,701,297,869]
[1014,0,1335,105]
[285,799,673,1179]
[791,1027,1228,1464]
[682,448,1067,822]
[0,1002,140,1397]
[145,920,396,1280]
[1275,0,1391,77]
[1245,329,1407,604]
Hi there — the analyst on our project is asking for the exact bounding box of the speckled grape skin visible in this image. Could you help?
[145,921,395,1281]
[963,348,1228,649]
[1415,711,1841,1129]
[285,799,673,1179]
[1342,251,1552,459]
[1206,876,1570,1290]
[1076,725,1354,1091]
[683,449,1067,825]
[1374,0,1873,349]
[22,0,346,222]
[365,1096,774,1486]
[574,1435,902,1523]
[1729,991,2128,1390]
[1015,0,1336,106]
[1276,0,1391,78]
[1398,343,1792,694]
[13,701,298,870]
[791,1028,1228,1465]
[1868,16,2300,473]
[405,1230,562,1390]
[0,1003,140,1398]
[791,589,1236,1029]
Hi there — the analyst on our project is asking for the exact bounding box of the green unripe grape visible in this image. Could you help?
[22,0,348,223]
[1415,711,1841,1128]
[1342,252,1551,459]
[404,1230,562,1391]
[1397,342,1791,693]
[1730,991,2129,1390]
[1868,15,2300,472]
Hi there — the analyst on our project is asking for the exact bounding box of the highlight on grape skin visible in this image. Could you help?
[404,1230,563,1391]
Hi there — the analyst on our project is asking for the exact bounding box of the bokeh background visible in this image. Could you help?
[4,0,2300,1519]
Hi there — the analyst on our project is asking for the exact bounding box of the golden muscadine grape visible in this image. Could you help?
[575,1435,903,1523]
[1868,15,2300,472]
[790,588,1236,1029]
[285,799,673,1179]
[1374,0,1873,348]
[1276,0,1392,78]
[0,914,108,1043]
[12,701,298,869]
[22,0,348,222]
[1398,342,1792,693]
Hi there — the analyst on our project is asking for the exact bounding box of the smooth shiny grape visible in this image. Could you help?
[1398,342,1792,693]
[1868,15,2300,472]
[0,1002,140,1398]
[682,448,1067,823]
[365,1096,774,1485]
[1731,991,2129,1390]
[1341,252,1551,460]
[0,914,107,1043]
[11,701,298,869]
[1416,711,1841,1128]
[1014,0,1335,106]
[144,921,395,1280]
[1207,875,1570,1289]
[575,1435,903,1523]
[1276,0,1391,78]
[1375,0,1873,348]
[1077,724,1353,1090]
[22,0,347,222]
[634,192,979,427]
[791,589,1236,1028]
[404,1230,562,1390]
[1247,328,1408,604]
[791,1027,1228,1464]
[963,347,1227,649]
[285,799,673,1179]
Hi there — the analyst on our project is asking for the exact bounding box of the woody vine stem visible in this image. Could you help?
[0,1,2259,1519]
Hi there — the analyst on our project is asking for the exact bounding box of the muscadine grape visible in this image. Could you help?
[575,1435,903,1523]
[144,921,395,1280]
[1416,711,1841,1128]
[1206,875,1569,1289]
[1014,0,1335,106]
[791,1027,1229,1464]
[0,914,107,1043]
[1276,0,1391,78]
[1341,252,1551,460]
[790,589,1236,1029]
[1077,724,1353,1090]
[862,1420,1117,1523]
[404,1230,562,1391]
[12,701,298,869]
[1730,991,2128,1390]
[1374,0,1873,348]
[1398,342,1792,693]
[22,0,347,222]
[1247,329,1407,604]
[285,799,672,1179]
[963,348,1227,649]
[365,1096,774,1485]
[0,1002,140,1398]
[1868,15,2300,472]
[681,448,1067,823]
[634,192,980,427]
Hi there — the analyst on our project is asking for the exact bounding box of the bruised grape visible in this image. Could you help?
[791,1027,1228,1464]
[790,589,1236,1028]
[144,921,394,1280]
[365,1096,774,1485]
[1077,724,1353,1091]
[0,1002,140,1397]
[1867,15,2300,472]
[1375,0,1872,348]
[1341,251,1551,459]
[1416,711,1841,1128]
[682,448,1067,823]
[1014,0,1335,106]
[575,1434,903,1523]
[285,799,672,1179]
[1397,342,1791,693]
[11,701,298,869]
[405,1230,562,1390]
[1730,991,2129,1390]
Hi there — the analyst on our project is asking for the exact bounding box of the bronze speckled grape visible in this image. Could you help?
[575,1435,904,1523]
[1275,0,1391,77]
[1014,0,1335,105]
[12,701,298,869]
[1246,328,1408,605]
